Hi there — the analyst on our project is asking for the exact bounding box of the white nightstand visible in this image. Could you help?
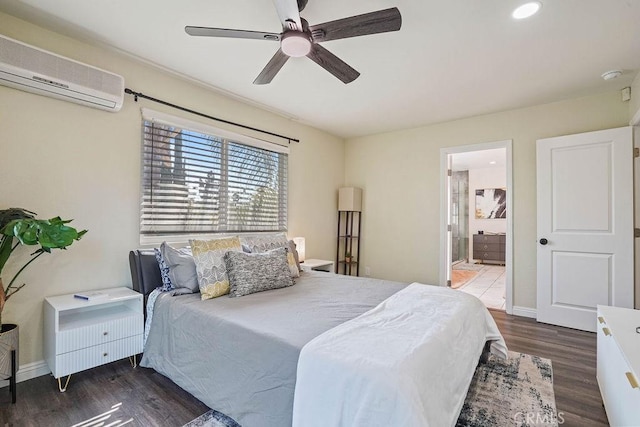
[301,259,334,273]
[43,287,143,392]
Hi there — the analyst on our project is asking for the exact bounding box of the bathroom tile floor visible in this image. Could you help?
[458,264,506,310]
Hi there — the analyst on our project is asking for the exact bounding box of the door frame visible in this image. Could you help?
[439,140,514,314]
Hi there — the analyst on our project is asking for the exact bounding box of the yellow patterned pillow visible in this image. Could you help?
[190,236,242,300]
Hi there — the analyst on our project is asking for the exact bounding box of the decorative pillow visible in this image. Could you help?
[190,236,242,300]
[153,248,174,292]
[240,233,300,278]
[160,242,199,294]
[224,247,294,298]
[288,240,302,273]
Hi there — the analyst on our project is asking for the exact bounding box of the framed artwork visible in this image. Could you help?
[475,188,506,219]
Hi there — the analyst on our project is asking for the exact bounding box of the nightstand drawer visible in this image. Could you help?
[53,335,142,378]
[57,311,143,354]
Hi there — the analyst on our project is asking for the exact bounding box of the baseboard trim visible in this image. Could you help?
[0,359,50,388]
[512,306,537,319]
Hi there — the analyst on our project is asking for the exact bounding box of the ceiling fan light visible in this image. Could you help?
[281,33,311,57]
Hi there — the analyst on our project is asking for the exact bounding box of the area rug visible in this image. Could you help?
[451,269,479,289]
[456,351,558,427]
[185,351,557,427]
[182,409,240,427]
[453,262,484,271]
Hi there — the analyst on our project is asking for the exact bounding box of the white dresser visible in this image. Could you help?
[43,287,143,391]
[596,305,640,426]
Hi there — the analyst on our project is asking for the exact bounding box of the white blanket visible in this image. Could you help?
[292,283,508,427]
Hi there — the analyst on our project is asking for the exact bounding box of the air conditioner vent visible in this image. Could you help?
[0,34,124,112]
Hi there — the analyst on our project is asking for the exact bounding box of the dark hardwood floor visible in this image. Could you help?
[0,311,608,426]
[490,309,608,427]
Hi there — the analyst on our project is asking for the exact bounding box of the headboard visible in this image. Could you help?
[129,249,162,298]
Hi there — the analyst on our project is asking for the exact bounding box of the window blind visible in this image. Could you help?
[140,110,288,235]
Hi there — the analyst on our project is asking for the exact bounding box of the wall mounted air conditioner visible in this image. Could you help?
[0,34,124,112]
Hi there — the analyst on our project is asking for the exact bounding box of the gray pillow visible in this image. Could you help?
[160,242,200,293]
[224,247,294,298]
[240,233,299,278]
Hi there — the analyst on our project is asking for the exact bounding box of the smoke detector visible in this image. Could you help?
[601,70,623,81]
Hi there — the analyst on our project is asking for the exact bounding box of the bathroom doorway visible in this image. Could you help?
[440,141,513,313]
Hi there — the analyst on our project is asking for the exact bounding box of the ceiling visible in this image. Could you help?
[452,148,506,171]
[1,0,639,138]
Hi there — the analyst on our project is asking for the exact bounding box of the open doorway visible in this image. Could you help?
[440,141,513,313]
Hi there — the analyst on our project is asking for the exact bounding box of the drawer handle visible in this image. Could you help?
[597,316,605,324]
[626,372,639,389]
[483,245,488,249]
[103,331,108,336]
[603,327,611,336]
[103,352,108,357]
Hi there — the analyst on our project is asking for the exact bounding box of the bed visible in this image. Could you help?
[130,249,507,427]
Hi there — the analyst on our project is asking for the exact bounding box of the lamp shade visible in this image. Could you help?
[338,187,362,212]
[293,237,305,262]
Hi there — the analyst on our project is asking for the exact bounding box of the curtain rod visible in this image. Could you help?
[124,88,300,144]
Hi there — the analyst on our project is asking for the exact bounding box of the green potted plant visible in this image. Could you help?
[0,208,86,380]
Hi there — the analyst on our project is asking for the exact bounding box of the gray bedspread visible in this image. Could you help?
[140,271,406,427]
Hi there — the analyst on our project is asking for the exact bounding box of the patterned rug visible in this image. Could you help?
[457,351,558,427]
[183,409,240,427]
[185,351,557,427]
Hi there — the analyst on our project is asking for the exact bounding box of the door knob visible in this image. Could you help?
[539,238,548,245]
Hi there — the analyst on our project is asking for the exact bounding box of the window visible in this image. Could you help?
[140,109,288,236]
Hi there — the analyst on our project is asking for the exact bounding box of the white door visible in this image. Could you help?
[537,127,634,332]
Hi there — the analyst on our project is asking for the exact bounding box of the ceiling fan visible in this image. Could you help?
[185,0,402,85]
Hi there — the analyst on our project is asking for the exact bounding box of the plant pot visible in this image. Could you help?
[0,323,18,380]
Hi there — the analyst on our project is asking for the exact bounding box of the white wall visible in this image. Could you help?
[631,73,640,125]
[345,91,629,311]
[0,11,345,367]
[468,167,506,259]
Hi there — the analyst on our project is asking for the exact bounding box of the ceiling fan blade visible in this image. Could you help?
[254,49,290,85]
[185,26,281,41]
[272,0,302,31]
[306,44,360,84]
[309,7,402,42]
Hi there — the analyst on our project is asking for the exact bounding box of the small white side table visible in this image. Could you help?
[301,259,334,273]
[43,287,143,392]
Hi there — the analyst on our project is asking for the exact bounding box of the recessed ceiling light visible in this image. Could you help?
[512,2,542,20]
[489,161,497,165]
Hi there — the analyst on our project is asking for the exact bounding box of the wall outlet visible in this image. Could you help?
[365,266,371,276]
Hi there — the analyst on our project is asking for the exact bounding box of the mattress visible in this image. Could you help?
[140,271,406,427]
